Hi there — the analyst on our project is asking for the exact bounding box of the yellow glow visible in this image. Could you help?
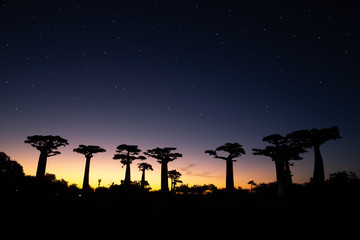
[4,143,314,191]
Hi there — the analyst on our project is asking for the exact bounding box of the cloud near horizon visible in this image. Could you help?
[179,163,219,179]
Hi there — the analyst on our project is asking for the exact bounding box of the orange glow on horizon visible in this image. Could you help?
[4,143,315,191]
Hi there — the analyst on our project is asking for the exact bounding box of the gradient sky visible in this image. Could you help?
[1,1,359,190]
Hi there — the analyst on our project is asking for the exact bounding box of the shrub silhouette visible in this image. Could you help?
[0,152,24,192]
[205,142,245,191]
[24,135,68,180]
[73,145,106,190]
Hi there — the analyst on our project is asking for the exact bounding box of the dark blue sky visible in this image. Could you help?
[1,1,359,187]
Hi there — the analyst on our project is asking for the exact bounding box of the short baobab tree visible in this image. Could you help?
[248,180,257,194]
[24,135,68,180]
[138,162,153,191]
[289,126,341,186]
[144,147,182,193]
[205,142,246,191]
[73,145,106,190]
[113,144,146,185]
[168,169,182,192]
[252,134,305,197]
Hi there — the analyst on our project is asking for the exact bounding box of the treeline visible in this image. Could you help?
[0,126,351,198]
[1,150,360,200]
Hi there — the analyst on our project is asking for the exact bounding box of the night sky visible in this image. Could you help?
[1,1,359,189]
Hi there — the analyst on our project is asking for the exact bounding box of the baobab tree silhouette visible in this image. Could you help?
[73,145,106,190]
[252,134,306,196]
[289,126,341,186]
[138,162,153,192]
[205,142,246,191]
[113,144,146,185]
[248,180,257,194]
[168,169,182,192]
[144,147,182,193]
[24,135,68,180]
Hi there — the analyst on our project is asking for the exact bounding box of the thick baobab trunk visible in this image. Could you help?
[36,150,48,180]
[275,159,286,197]
[313,144,325,185]
[124,162,131,185]
[226,159,235,191]
[82,156,91,189]
[141,169,146,191]
[161,161,169,192]
[284,160,293,186]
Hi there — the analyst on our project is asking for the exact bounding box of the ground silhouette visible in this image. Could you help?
[1,152,360,239]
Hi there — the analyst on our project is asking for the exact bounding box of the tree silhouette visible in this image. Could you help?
[138,162,153,192]
[248,180,257,194]
[289,126,341,186]
[252,134,305,196]
[144,147,182,193]
[24,135,68,180]
[0,152,24,177]
[113,144,146,185]
[168,169,182,192]
[73,145,106,190]
[205,142,245,191]
[0,152,24,192]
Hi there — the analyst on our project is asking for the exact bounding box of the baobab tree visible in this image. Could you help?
[73,145,106,190]
[252,134,305,196]
[113,144,146,185]
[248,180,257,194]
[205,142,246,191]
[144,147,182,193]
[24,135,68,180]
[289,126,341,186]
[168,169,182,192]
[138,162,153,192]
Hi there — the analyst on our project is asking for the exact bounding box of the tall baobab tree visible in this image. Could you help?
[205,142,246,191]
[289,126,341,186]
[138,162,153,191]
[252,134,305,196]
[24,135,68,180]
[144,147,182,193]
[113,144,146,185]
[168,169,182,192]
[73,145,106,190]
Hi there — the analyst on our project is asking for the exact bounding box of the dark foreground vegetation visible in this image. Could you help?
[1,125,358,239]
[1,171,360,240]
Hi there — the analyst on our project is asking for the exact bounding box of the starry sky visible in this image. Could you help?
[1,0,359,189]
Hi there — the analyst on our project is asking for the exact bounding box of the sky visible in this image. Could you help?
[1,0,360,190]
